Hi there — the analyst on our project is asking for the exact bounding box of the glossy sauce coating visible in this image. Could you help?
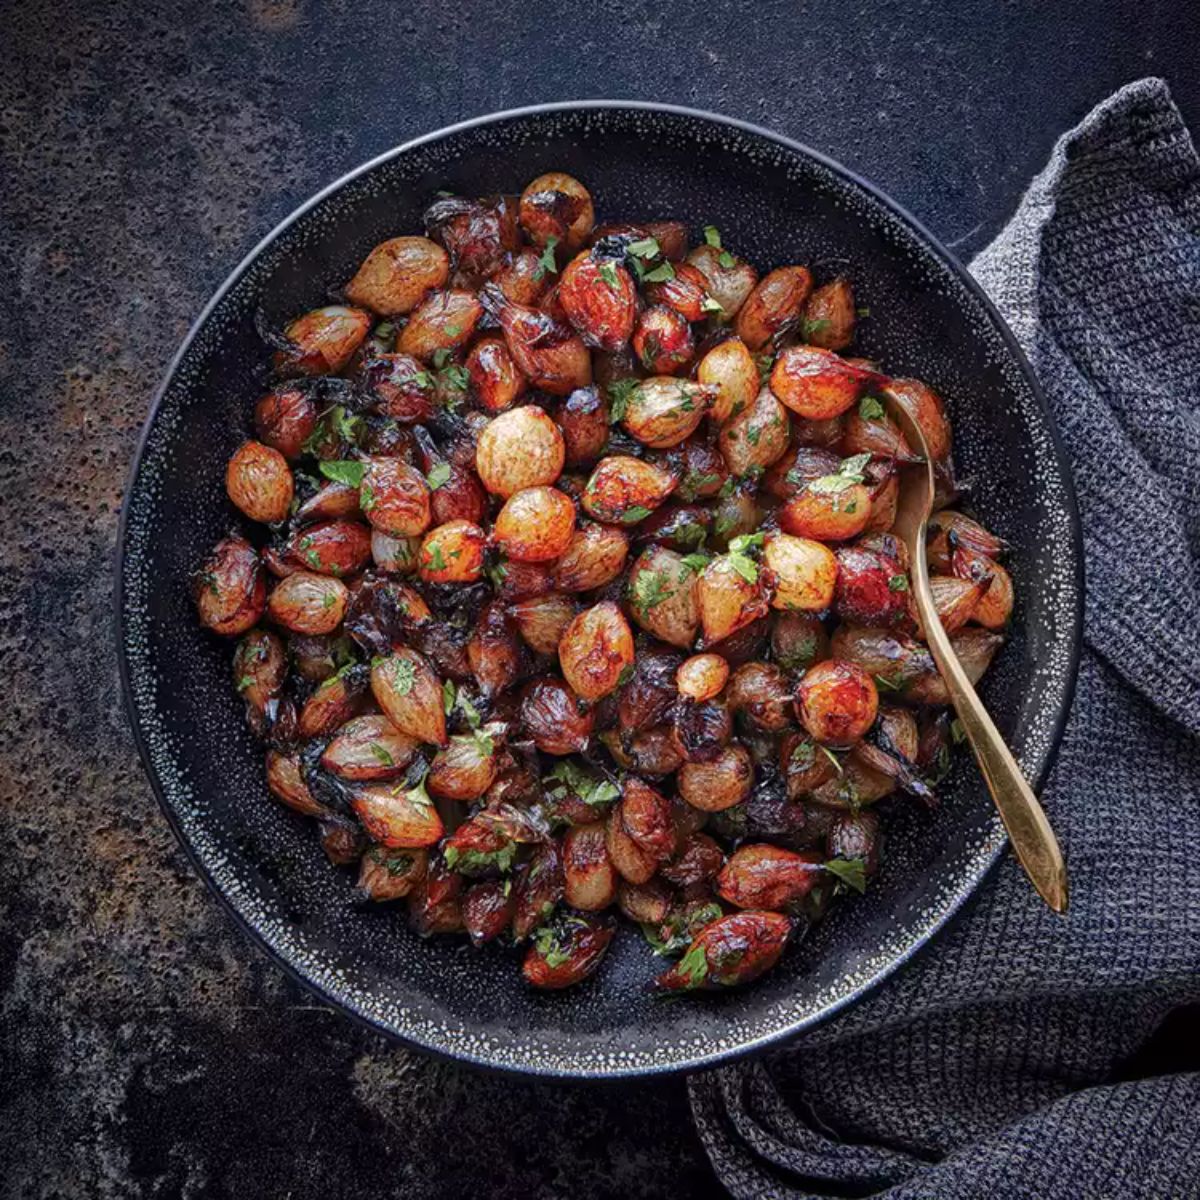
[195,172,1008,994]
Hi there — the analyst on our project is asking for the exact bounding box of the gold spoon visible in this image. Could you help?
[883,397,1069,913]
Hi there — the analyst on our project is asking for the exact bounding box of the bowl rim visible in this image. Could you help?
[116,98,1084,1079]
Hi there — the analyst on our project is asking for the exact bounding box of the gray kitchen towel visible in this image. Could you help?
[689,77,1200,1200]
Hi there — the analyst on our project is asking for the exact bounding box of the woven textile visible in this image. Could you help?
[689,78,1200,1199]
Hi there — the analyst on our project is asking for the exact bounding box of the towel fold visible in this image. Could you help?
[689,77,1200,1200]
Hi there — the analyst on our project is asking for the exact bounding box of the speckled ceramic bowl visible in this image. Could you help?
[118,101,1082,1078]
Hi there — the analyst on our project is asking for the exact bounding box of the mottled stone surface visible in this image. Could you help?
[1,1,1196,1195]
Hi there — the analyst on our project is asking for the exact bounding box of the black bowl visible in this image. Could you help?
[117,101,1082,1078]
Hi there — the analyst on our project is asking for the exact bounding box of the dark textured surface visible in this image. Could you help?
[1,1,1196,1195]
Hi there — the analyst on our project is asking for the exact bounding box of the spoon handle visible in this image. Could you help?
[910,521,1070,912]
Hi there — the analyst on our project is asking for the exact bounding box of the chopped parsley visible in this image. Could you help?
[680,471,720,500]
[824,857,868,894]
[442,678,457,715]
[726,532,765,584]
[718,250,736,269]
[641,261,675,283]
[388,656,416,695]
[367,847,414,876]
[438,364,470,395]
[534,235,559,280]
[302,405,362,456]
[627,236,661,259]
[803,317,831,340]
[445,839,516,875]
[425,543,448,572]
[808,452,872,495]
[456,690,482,730]
[703,225,722,248]
[700,295,725,314]
[236,674,254,692]
[598,261,621,291]
[321,591,336,609]
[621,505,653,525]
[681,553,711,573]
[532,923,573,969]
[425,462,451,490]
[543,760,620,808]
[631,569,674,614]
[642,902,723,957]
[888,574,909,592]
[395,764,432,808]
[606,377,639,424]
[675,940,711,989]
[319,459,365,488]
[369,742,395,767]
[858,395,886,421]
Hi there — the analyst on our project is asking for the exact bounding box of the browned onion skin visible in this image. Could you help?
[197,170,1009,997]
[195,534,266,636]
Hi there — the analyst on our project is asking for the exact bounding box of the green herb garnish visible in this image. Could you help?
[824,857,868,894]
[319,459,365,488]
[544,760,620,808]
[606,377,638,424]
[534,235,559,280]
[676,940,711,988]
[533,923,573,969]
[808,452,872,494]
[369,742,395,767]
[456,690,482,730]
[726,532,765,584]
[641,261,675,283]
[627,236,660,259]
[631,569,674,614]
[388,657,416,695]
[858,396,886,421]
